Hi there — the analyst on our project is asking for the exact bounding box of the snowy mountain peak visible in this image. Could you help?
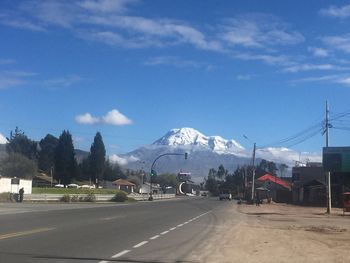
[152,127,244,153]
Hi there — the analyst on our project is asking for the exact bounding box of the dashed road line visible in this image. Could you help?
[101,210,212,263]
[133,241,148,248]
[150,234,160,240]
[112,249,131,258]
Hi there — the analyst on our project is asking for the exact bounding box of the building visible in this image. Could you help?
[112,179,136,193]
[139,182,162,194]
[177,172,200,195]
[292,162,326,206]
[257,173,292,203]
[0,176,32,194]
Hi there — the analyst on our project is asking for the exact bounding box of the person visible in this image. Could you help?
[19,187,24,202]
[255,191,260,206]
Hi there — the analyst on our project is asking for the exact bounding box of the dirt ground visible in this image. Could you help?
[191,202,350,263]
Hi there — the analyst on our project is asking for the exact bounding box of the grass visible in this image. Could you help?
[32,187,121,195]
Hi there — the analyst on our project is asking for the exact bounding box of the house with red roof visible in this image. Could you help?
[112,179,136,193]
[257,173,292,203]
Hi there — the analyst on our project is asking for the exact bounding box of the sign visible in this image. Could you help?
[11,178,20,185]
[323,147,350,172]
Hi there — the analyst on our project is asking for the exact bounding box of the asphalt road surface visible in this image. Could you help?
[0,197,233,263]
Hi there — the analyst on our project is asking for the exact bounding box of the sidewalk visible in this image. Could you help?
[189,202,350,263]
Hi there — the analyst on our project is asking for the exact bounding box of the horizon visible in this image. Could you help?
[1,0,350,156]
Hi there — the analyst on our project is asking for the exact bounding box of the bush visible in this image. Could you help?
[127,197,136,202]
[0,192,13,202]
[84,192,96,202]
[61,194,71,202]
[112,191,128,202]
[71,195,79,202]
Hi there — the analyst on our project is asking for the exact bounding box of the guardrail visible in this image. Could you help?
[24,193,176,202]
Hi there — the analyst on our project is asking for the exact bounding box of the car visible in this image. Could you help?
[67,183,80,188]
[54,184,65,188]
[219,192,232,201]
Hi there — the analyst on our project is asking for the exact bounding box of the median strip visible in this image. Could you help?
[0,227,55,241]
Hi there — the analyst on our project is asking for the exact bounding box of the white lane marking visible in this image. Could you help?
[98,261,110,263]
[111,250,131,258]
[177,223,184,227]
[150,234,160,240]
[160,230,169,235]
[184,221,189,224]
[133,241,148,248]
[169,227,176,231]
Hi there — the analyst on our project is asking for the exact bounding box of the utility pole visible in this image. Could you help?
[325,100,332,214]
[251,143,257,201]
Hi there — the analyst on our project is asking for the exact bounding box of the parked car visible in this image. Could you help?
[67,184,80,188]
[219,191,232,201]
[54,184,65,188]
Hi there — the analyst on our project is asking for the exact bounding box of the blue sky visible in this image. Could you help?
[1,0,350,155]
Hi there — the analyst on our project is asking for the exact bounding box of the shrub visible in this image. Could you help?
[71,195,79,202]
[127,197,136,202]
[84,192,96,202]
[0,192,13,202]
[61,194,71,202]
[112,191,128,202]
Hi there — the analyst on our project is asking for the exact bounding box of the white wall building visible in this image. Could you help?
[0,176,32,194]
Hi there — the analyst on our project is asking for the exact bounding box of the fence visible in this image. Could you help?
[24,193,176,202]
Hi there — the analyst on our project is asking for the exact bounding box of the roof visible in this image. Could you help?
[257,174,291,190]
[112,179,136,186]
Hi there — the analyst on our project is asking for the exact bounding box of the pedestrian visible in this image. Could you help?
[255,191,260,206]
[19,187,24,202]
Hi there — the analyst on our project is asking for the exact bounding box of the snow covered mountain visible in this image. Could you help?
[153,127,244,154]
[112,127,321,181]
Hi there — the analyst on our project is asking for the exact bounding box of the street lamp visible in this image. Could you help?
[149,152,188,201]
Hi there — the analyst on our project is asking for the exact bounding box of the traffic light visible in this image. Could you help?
[185,152,188,160]
[150,169,157,177]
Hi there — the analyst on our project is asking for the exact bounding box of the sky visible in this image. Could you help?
[1,0,350,156]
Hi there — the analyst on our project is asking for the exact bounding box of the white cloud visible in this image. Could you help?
[109,154,139,165]
[220,14,304,48]
[256,147,321,167]
[234,52,294,66]
[308,47,329,57]
[336,77,350,86]
[0,70,36,89]
[102,109,133,125]
[144,56,214,70]
[78,0,137,14]
[0,58,16,65]
[0,133,7,144]
[283,63,337,73]
[43,75,82,88]
[0,13,46,31]
[320,4,350,18]
[75,109,133,126]
[236,74,255,80]
[75,113,100,124]
[322,35,350,53]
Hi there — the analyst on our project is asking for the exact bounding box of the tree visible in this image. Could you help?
[217,164,228,180]
[54,130,76,185]
[38,134,58,173]
[205,176,219,196]
[89,132,106,185]
[6,127,37,160]
[103,160,125,181]
[279,163,289,178]
[0,153,37,179]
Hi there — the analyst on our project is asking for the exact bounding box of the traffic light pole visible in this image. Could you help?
[149,152,188,201]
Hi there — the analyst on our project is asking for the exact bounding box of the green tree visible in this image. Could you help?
[38,134,58,173]
[54,130,76,185]
[217,164,228,180]
[103,160,125,181]
[6,127,37,160]
[0,153,37,179]
[89,132,106,186]
[205,176,219,196]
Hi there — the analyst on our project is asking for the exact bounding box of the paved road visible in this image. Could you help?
[0,197,234,262]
